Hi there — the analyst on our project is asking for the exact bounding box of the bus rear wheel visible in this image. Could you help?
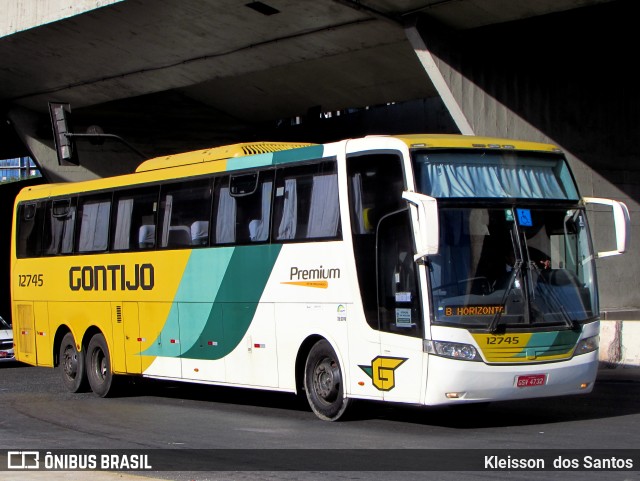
[59,332,88,393]
[86,333,116,397]
[304,340,350,421]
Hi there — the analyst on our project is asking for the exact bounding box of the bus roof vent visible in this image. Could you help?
[136,142,316,172]
[240,142,314,156]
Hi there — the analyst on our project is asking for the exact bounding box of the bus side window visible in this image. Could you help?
[246,174,273,243]
[159,179,212,249]
[217,171,273,245]
[273,161,340,241]
[43,198,77,255]
[76,194,112,253]
[213,176,236,244]
[16,201,46,258]
[112,187,159,251]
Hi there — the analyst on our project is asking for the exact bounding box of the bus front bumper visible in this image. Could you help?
[424,350,598,405]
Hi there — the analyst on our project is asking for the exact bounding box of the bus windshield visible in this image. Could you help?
[426,206,598,329]
[411,149,596,330]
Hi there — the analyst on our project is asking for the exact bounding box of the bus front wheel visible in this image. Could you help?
[59,332,88,393]
[86,333,116,397]
[304,340,350,421]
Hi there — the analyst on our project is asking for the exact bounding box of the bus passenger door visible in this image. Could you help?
[376,209,425,404]
[347,150,415,400]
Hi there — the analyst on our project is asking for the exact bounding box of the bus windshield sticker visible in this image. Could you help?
[516,208,533,226]
[395,291,411,302]
[395,308,412,326]
[504,209,514,221]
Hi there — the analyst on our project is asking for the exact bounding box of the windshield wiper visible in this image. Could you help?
[528,261,576,329]
[487,260,523,333]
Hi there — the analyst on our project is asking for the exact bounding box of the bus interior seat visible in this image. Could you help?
[191,221,209,245]
[167,226,191,247]
[138,225,155,249]
[248,219,268,241]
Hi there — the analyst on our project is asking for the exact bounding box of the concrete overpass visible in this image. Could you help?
[1,0,639,370]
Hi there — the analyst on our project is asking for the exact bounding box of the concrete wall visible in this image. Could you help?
[0,0,123,37]
[410,0,640,311]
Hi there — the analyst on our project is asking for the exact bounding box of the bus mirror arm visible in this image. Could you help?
[583,197,631,258]
[402,191,439,261]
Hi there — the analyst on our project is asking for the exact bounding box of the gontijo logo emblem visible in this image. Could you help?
[359,356,407,391]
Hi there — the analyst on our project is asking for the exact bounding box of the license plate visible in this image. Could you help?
[516,374,547,387]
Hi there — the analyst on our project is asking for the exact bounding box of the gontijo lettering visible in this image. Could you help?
[69,264,154,291]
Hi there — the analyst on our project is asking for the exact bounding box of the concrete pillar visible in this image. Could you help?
[599,312,640,379]
[404,25,473,136]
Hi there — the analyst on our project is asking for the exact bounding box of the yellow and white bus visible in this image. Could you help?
[11,134,630,420]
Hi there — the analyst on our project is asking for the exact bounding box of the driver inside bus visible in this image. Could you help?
[492,248,553,292]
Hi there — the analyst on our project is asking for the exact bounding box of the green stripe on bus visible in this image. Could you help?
[512,330,580,358]
[142,244,283,360]
[272,145,324,164]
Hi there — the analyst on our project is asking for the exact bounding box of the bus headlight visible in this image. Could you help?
[574,335,599,355]
[424,340,481,361]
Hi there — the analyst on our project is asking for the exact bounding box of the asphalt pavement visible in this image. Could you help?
[3,473,166,481]
[3,364,639,481]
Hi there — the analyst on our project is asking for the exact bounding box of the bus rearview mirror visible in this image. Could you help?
[583,197,630,257]
[402,191,439,260]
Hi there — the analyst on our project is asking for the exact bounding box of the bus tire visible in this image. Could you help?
[304,339,350,421]
[59,332,88,393]
[86,333,116,397]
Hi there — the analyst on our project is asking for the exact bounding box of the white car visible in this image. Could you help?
[0,316,15,362]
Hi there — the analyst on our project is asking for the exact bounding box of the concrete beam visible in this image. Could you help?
[7,106,99,182]
[0,0,123,37]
